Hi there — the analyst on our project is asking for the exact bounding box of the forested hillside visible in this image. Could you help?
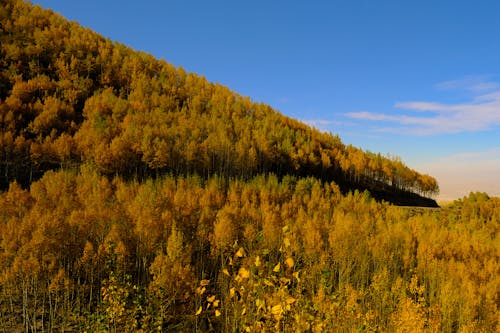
[0,0,438,205]
[1,1,499,332]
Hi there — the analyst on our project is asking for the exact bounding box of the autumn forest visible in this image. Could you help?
[0,1,499,332]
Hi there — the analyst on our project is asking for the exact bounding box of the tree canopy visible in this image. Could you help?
[0,0,439,204]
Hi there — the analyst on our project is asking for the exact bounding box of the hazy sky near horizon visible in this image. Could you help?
[33,0,500,200]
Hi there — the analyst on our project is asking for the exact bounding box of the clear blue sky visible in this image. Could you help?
[33,0,500,200]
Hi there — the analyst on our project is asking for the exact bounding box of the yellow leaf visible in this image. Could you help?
[279,277,291,285]
[255,255,261,267]
[263,278,274,287]
[285,257,294,268]
[273,263,281,272]
[271,304,282,315]
[207,295,216,303]
[256,298,266,311]
[286,297,296,304]
[215,309,221,317]
[196,286,206,296]
[235,247,245,258]
[222,268,230,276]
[238,267,250,279]
[283,237,290,248]
[229,287,235,298]
[282,225,289,233]
[195,306,202,316]
[213,299,220,307]
[293,271,300,282]
[200,279,210,286]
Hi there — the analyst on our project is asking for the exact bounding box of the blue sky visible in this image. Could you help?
[33,0,500,200]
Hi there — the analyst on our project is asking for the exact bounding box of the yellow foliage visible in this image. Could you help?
[255,256,261,267]
[238,267,250,280]
[271,304,283,316]
[195,306,202,316]
[235,247,245,258]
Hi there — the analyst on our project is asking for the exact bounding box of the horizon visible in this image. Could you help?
[32,0,500,200]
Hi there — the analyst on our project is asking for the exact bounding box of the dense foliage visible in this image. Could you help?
[0,171,498,332]
[2,1,498,332]
[0,0,438,202]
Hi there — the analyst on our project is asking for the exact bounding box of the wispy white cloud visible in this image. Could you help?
[434,75,499,92]
[346,77,500,135]
[302,119,336,126]
[347,112,398,121]
[469,82,500,92]
[417,147,500,201]
[301,119,354,130]
[436,147,500,161]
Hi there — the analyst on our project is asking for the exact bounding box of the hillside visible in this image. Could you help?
[2,1,498,333]
[0,0,438,206]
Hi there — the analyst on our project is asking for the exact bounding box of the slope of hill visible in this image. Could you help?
[0,0,438,206]
[4,2,498,333]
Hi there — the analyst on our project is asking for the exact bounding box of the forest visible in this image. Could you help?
[0,0,438,203]
[0,1,498,332]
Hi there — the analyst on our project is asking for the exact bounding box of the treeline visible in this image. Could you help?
[0,170,498,331]
[0,0,438,199]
